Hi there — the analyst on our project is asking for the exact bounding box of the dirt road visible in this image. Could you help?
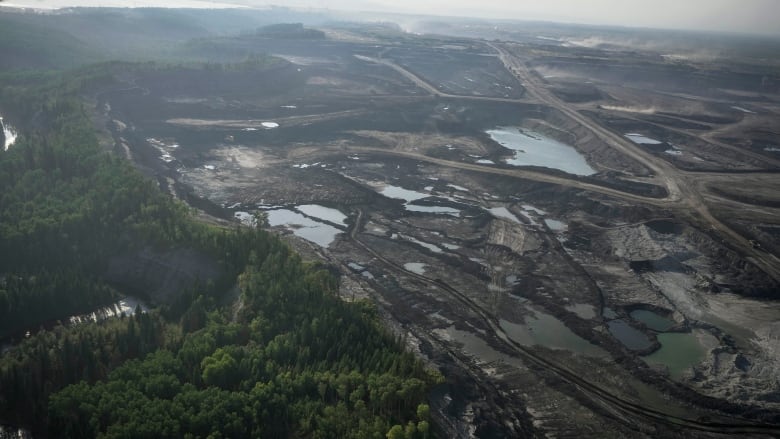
[354,55,535,105]
[346,209,780,436]
[488,42,780,283]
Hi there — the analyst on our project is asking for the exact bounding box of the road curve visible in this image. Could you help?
[354,55,535,105]
[347,208,780,436]
[488,42,780,283]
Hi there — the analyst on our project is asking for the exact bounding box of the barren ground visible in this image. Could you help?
[98,25,780,438]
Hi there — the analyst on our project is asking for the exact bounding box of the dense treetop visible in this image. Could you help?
[0,65,439,438]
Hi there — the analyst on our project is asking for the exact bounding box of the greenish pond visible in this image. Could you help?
[607,319,653,351]
[630,309,675,332]
[644,332,707,379]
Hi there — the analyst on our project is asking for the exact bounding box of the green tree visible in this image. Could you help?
[386,424,405,439]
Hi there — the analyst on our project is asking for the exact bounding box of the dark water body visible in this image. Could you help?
[608,319,653,351]
[645,219,683,235]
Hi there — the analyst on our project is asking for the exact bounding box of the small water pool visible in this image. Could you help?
[297,204,348,226]
[500,308,606,357]
[489,207,523,224]
[380,184,429,202]
[267,209,342,247]
[608,319,653,351]
[630,309,675,332]
[487,127,596,176]
[644,332,710,379]
[403,262,427,275]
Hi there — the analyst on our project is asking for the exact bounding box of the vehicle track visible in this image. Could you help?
[615,112,780,169]
[348,208,780,436]
[291,143,670,204]
[488,42,780,283]
[354,55,535,105]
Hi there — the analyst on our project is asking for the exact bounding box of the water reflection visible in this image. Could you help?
[266,209,342,247]
[500,307,607,357]
[487,127,596,176]
[630,309,675,332]
[607,319,653,351]
[644,331,712,379]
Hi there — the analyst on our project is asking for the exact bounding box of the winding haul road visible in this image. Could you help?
[488,42,780,283]
[337,42,780,435]
[348,207,780,435]
[354,43,780,283]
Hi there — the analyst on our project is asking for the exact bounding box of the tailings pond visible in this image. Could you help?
[500,307,607,357]
[607,319,653,351]
[644,331,714,379]
[486,127,596,176]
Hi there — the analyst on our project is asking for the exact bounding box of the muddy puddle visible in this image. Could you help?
[297,204,348,226]
[380,184,429,202]
[488,207,522,224]
[435,325,527,371]
[406,204,461,216]
[500,308,607,357]
[376,182,469,216]
[397,234,445,254]
[266,209,342,247]
[486,127,596,176]
[404,262,427,275]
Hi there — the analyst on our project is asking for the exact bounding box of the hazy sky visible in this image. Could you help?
[318,0,780,35]
[3,0,780,35]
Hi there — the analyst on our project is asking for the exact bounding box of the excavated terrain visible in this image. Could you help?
[96,25,780,438]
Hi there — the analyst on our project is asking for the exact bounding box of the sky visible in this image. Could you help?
[2,0,779,35]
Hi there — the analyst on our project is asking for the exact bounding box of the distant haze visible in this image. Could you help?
[3,0,780,36]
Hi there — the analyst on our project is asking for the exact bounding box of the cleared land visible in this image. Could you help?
[93,23,780,437]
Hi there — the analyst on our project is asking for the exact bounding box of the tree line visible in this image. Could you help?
[0,64,441,438]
